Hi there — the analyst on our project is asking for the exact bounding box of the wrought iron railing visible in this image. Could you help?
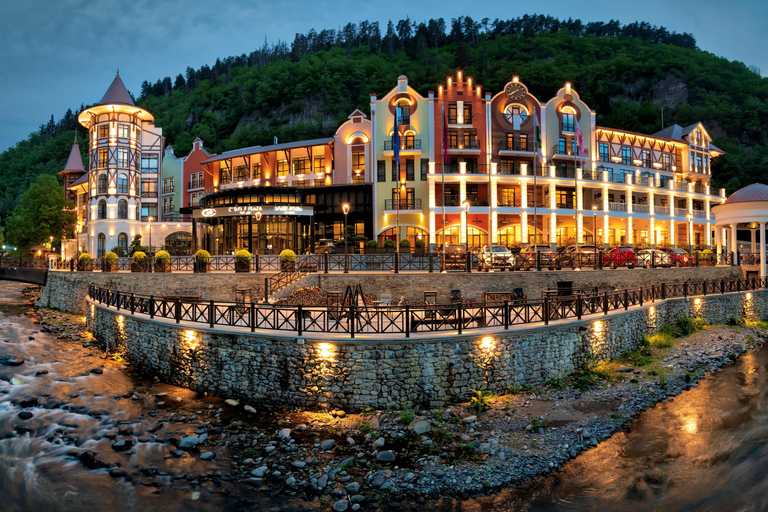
[499,140,529,151]
[384,139,422,151]
[384,198,422,210]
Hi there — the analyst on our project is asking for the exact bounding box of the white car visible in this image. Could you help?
[478,245,514,270]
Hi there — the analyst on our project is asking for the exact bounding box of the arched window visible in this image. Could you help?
[118,233,128,255]
[97,233,106,257]
[118,173,128,194]
[117,199,128,219]
[97,174,108,194]
[504,104,528,130]
[97,200,107,219]
[164,231,194,255]
[561,106,576,132]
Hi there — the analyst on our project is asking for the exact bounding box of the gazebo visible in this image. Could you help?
[711,183,768,278]
[28,245,51,258]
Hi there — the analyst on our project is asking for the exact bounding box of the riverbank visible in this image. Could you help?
[32,291,768,511]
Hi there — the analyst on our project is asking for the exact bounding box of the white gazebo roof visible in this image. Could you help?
[711,183,768,226]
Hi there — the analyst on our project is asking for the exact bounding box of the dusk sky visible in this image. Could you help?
[0,0,765,153]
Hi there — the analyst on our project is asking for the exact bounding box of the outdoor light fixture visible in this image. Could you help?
[342,203,350,273]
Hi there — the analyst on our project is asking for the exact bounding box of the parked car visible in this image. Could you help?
[659,247,691,267]
[635,248,672,267]
[603,246,636,267]
[314,239,336,254]
[478,245,514,270]
[557,245,600,267]
[518,244,556,268]
[443,244,468,270]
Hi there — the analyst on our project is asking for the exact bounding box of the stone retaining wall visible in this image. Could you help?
[87,287,768,411]
[39,271,276,315]
[273,266,741,304]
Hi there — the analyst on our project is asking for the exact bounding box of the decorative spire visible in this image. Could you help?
[98,72,134,107]
[60,135,85,174]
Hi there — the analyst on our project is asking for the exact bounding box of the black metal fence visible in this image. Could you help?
[47,250,744,274]
[88,275,766,339]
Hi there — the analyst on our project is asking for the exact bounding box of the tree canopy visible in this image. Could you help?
[5,174,74,252]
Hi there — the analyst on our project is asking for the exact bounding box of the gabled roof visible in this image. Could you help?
[98,72,135,107]
[651,124,685,141]
[201,137,334,164]
[348,109,367,119]
[68,173,89,188]
[60,135,85,173]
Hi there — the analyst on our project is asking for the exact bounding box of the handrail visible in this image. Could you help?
[86,275,766,339]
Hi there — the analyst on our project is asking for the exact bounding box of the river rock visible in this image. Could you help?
[111,439,133,451]
[320,439,336,450]
[178,435,202,448]
[225,399,239,406]
[333,499,349,511]
[377,450,395,462]
[89,368,103,375]
[410,419,431,434]
[244,405,257,413]
[345,482,360,493]
[372,437,385,448]
[292,461,306,468]
[278,428,291,439]
[251,466,268,477]
[18,411,33,420]
[199,451,215,460]
[582,428,592,439]
[0,355,23,366]
[317,474,328,488]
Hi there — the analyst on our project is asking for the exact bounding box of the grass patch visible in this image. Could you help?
[399,409,415,424]
[528,416,551,429]
[470,389,495,413]
[546,377,566,390]
[429,427,452,444]
[359,422,372,434]
[507,384,522,395]
[571,355,614,391]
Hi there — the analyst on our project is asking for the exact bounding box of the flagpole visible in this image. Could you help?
[441,103,446,256]
[533,108,538,248]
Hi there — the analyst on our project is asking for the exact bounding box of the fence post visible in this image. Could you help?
[250,302,255,332]
[543,297,550,325]
[131,293,135,314]
[466,252,471,273]
[324,252,329,274]
[395,252,400,274]
[639,287,643,307]
[458,303,464,334]
[149,295,155,318]
[297,305,303,336]
[349,305,355,339]
[504,300,510,330]
[737,279,741,292]
[536,251,541,271]
[661,283,667,300]
[405,304,410,338]
[264,278,269,303]
[624,289,629,310]
[116,291,120,311]
[576,295,582,320]
[175,299,180,324]
[684,281,688,297]
[254,255,260,273]
[209,300,215,328]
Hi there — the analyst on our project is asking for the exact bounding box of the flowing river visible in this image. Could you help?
[2,280,768,511]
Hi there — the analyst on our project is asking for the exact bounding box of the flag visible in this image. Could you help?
[533,108,542,163]
[442,103,451,164]
[574,118,589,167]
[392,106,401,165]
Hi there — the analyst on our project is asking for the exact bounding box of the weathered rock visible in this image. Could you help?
[317,474,329,488]
[111,440,132,451]
[178,435,201,449]
[372,437,385,449]
[18,411,33,420]
[278,428,292,439]
[320,439,336,450]
[251,466,268,477]
[377,451,395,462]
[199,451,215,460]
[333,499,349,511]
[410,419,431,434]
[244,405,257,413]
[0,355,23,366]
[345,482,360,493]
[224,399,239,407]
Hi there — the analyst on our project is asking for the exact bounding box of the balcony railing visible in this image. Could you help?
[499,140,530,151]
[693,210,707,218]
[633,204,650,214]
[141,192,156,198]
[447,140,479,150]
[496,196,520,207]
[675,182,689,191]
[582,170,600,181]
[655,206,670,215]
[609,202,627,212]
[188,182,204,190]
[554,167,575,178]
[498,163,522,175]
[637,176,654,187]
[555,202,575,209]
[674,208,689,217]
[384,139,422,151]
[694,184,706,194]
[552,144,578,156]
[384,198,422,210]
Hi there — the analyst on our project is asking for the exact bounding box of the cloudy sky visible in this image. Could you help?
[0,0,765,152]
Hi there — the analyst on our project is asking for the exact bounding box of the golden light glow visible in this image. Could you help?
[184,330,199,350]
[480,336,495,351]
[694,298,702,305]
[317,343,335,360]
[117,315,124,326]
[594,320,603,333]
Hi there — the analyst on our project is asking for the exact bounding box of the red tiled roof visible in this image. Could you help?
[724,183,768,204]
[98,72,135,106]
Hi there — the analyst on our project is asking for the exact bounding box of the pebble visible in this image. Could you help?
[320,439,335,450]
[199,451,215,460]
[278,428,291,439]
[332,499,349,512]
[244,405,257,413]
[345,482,360,493]
[251,466,268,477]
[372,437,385,448]
[377,451,395,462]
[224,399,239,407]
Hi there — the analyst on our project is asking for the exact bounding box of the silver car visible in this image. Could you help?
[635,249,672,267]
[478,245,514,270]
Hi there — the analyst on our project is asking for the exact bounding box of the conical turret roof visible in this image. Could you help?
[60,135,85,174]
[98,71,135,106]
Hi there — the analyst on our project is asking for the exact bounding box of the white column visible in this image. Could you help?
[751,229,756,254]
[627,216,633,246]
[550,212,557,250]
[761,222,766,279]
[706,222,711,248]
[577,213,584,244]
[715,224,722,253]
[650,217,655,248]
[490,164,498,244]
[670,219,676,247]
[603,214,610,247]
[731,223,737,254]
[428,174,436,244]
[460,180,467,245]
[521,211,528,244]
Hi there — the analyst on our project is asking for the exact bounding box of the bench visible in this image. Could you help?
[162,293,202,303]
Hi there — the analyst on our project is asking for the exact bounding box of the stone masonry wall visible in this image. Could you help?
[40,270,276,315]
[273,266,741,304]
[87,287,768,411]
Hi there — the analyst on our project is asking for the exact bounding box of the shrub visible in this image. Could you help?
[111,246,124,257]
[155,250,170,263]
[279,249,296,263]
[194,250,210,263]
[415,239,425,249]
[132,251,146,263]
[648,331,675,348]
[547,377,565,390]
[399,409,415,423]
[366,240,378,248]
[78,253,92,263]
[470,389,494,413]
[399,239,411,248]
[235,249,251,263]
[384,239,395,248]
[104,252,118,263]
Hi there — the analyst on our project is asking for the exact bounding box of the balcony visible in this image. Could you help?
[674,182,689,192]
[609,202,627,212]
[582,170,600,181]
[447,140,480,151]
[637,176,655,187]
[693,210,707,218]
[655,206,670,215]
[384,139,421,151]
[188,182,204,190]
[633,204,650,214]
[499,140,530,152]
[496,196,520,207]
[693,184,706,194]
[674,208,689,217]
[554,166,576,179]
[384,198,422,211]
[552,144,578,157]
[555,201,575,209]
[498,163,522,175]
[141,192,156,198]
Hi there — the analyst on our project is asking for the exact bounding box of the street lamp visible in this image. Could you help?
[342,203,350,273]
[255,211,262,257]
[591,205,597,246]
[686,212,693,254]
[148,216,153,254]
[462,201,471,273]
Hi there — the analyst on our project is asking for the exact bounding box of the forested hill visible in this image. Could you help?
[1,14,767,223]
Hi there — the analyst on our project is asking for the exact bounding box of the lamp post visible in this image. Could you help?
[255,210,262,257]
[462,201,471,273]
[148,216,153,254]
[342,203,350,273]
[686,212,693,254]
[591,205,597,245]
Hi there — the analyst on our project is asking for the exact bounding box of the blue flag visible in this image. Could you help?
[392,106,401,164]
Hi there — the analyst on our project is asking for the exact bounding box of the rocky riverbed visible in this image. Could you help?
[30,291,767,512]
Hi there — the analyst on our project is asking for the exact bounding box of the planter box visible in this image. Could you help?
[155,261,172,273]
[102,261,118,272]
[131,262,148,272]
[280,262,295,272]
[235,261,251,273]
[195,262,210,273]
[77,262,93,272]
[414,248,426,256]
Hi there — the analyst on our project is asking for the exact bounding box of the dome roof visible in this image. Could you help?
[724,183,768,204]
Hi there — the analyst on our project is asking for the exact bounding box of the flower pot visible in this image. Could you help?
[131,262,148,272]
[195,262,210,273]
[235,261,251,273]
[280,262,295,272]
[77,262,93,272]
[414,248,425,256]
[102,261,117,272]
[155,261,172,273]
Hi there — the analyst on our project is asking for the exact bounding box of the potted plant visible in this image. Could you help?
[111,246,124,257]
[131,251,148,272]
[414,238,426,255]
[235,249,251,272]
[195,250,211,273]
[364,240,378,254]
[77,253,93,272]
[384,239,395,253]
[279,249,296,271]
[103,251,118,272]
[399,239,411,254]
[696,249,714,267]
[155,250,171,273]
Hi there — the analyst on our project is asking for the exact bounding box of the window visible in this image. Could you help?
[559,138,566,154]
[292,157,310,175]
[463,104,472,124]
[97,233,106,258]
[168,177,174,193]
[499,188,516,206]
[448,131,458,149]
[396,103,410,125]
[189,192,197,206]
[234,165,249,181]
[220,167,231,185]
[169,196,174,211]
[118,233,128,254]
[463,132,478,149]
[294,179,309,187]
[141,178,157,197]
[448,104,458,124]
[519,134,528,151]
[141,154,158,173]
[277,160,289,177]
[599,143,609,162]
[420,161,428,181]
[97,200,107,219]
[163,198,168,213]
[117,199,128,219]
[98,148,108,168]
[252,163,261,180]
[696,155,703,171]
[352,151,365,181]
[117,124,129,138]
[391,161,398,182]
[98,125,108,138]
[97,174,108,194]
[465,158,478,174]
[405,159,414,181]
[377,160,386,183]
[504,104,527,130]
[116,148,128,168]
[314,156,325,173]
[118,174,128,194]
[664,153,670,171]
[622,146,631,165]
[140,204,157,221]
[562,112,575,132]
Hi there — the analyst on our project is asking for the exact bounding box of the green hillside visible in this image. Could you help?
[1,15,766,223]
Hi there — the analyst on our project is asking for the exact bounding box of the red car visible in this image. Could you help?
[659,247,691,267]
[603,246,636,267]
